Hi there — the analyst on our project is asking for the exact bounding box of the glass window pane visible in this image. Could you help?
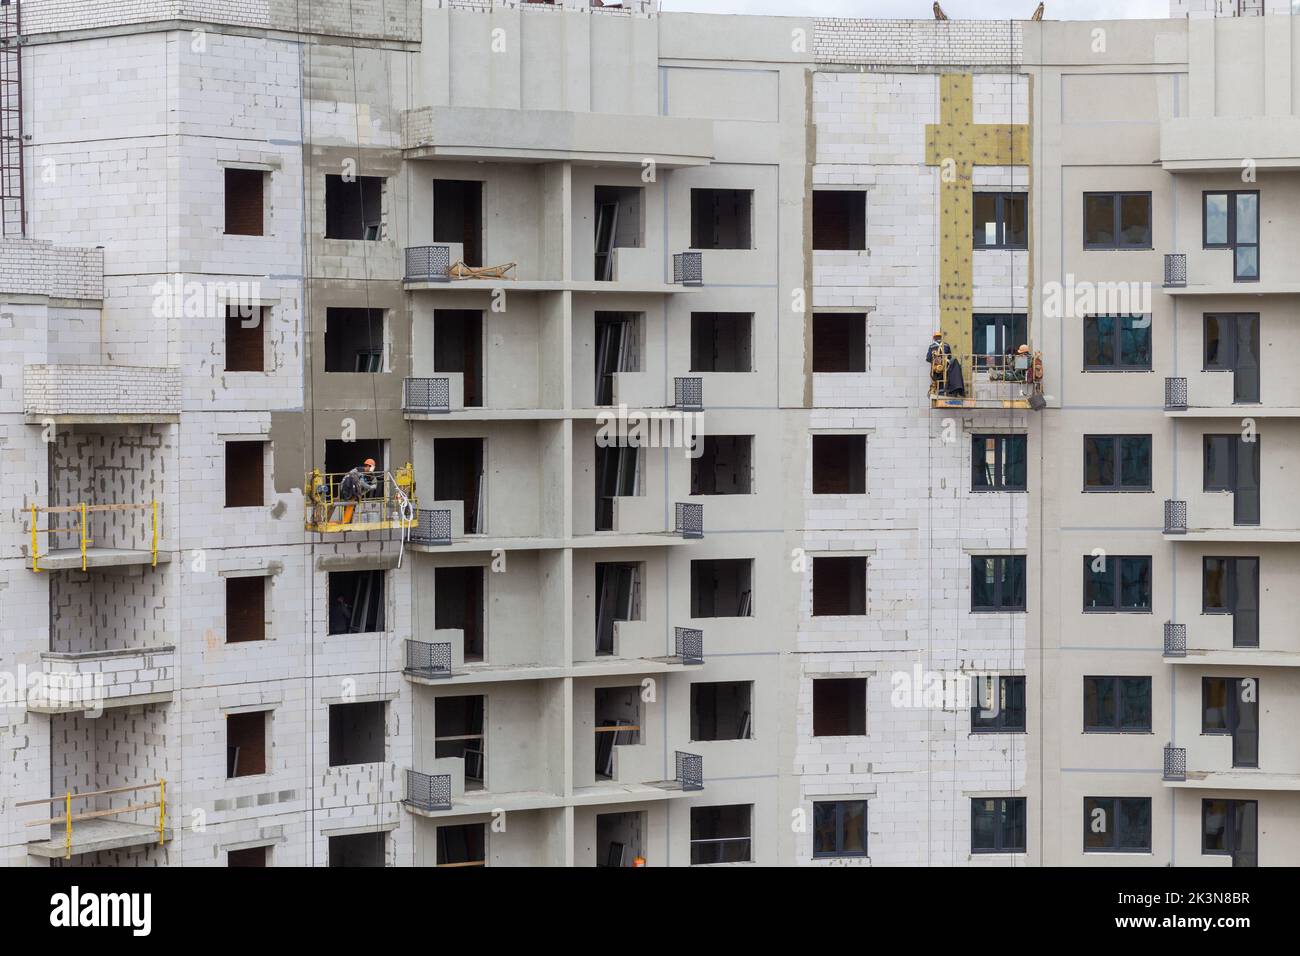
[1005,436,1027,489]
[1084,678,1115,729]
[1084,797,1112,850]
[1120,314,1151,367]
[974,437,996,489]
[1004,194,1028,248]
[1204,436,1233,491]
[1084,194,1114,246]
[972,557,996,609]
[812,802,837,856]
[1004,799,1026,851]
[1119,194,1151,247]
[1203,678,1230,731]
[1205,193,1229,245]
[1118,799,1151,850]
[971,800,997,851]
[1003,557,1026,609]
[973,193,998,248]
[1203,558,1229,610]
[1235,193,1258,243]
[973,314,998,357]
[1119,677,1151,730]
[1203,800,1228,851]
[1084,315,1115,368]
[841,802,867,854]
[1084,436,1115,488]
[1003,677,1026,729]
[1205,315,1231,369]
[1119,436,1150,488]
[1235,245,1258,281]
[1120,558,1151,610]
[1085,558,1116,609]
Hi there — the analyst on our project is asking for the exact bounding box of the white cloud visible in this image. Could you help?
[658,0,1169,20]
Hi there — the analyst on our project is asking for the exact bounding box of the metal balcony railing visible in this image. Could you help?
[404,376,451,413]
[675,626,704,665]
[405,769,452,812]
[673,252,702,286]
[1164,499,1188,535]
[673,376,703,411]
[1164,253,1187,289]
[26,500,159,573]
[410,508,453,546]
[675,502,703,539]
[405,244,452,282]
[16,781,167,860]
[405,640,453,679]
[1163,745,1187,782]
[1164,377,1188,411]
[1163,621,1187,658]
[675,751,704,792]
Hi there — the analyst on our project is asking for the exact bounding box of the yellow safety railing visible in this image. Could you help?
[305,463,418,534]
[930,351,1044,409]
[16,779,167,860]
[25,500,159,572]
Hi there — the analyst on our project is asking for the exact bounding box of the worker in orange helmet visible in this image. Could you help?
[339,457,378,524]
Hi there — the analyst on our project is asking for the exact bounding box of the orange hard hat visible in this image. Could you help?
[932,330,943,338]
[363,458,376,468]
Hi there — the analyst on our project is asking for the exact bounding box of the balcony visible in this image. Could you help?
[403,639,453,681]
[403,376,456,415]
[1163,745,1186,782]
[24,365,182,424]
[673,376,703,412]
[27,645,175,715]
[304,465,417,534]
[403,769,452,813]
[1162,252,1300,297]
[1160,116,1300,174]
[673,252,703,287]
[1163,622,1186,659]
[25,500,164,572]
[1163,499,1187,535]
[19,781,170,860]
[675,626,704,665]
[1163,377,1300,419]
[675,502,704,539]
[401,104,713,167]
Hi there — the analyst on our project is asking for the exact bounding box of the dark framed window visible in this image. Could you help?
[973,192,1027,250]
[1203,191,1259,281]
[1201,799,1258,866]
[1083,555,1152,612]
[972,313,1027,360]
[812,801,868,859]
[971,797,1026,854]
[1201,677,1258,731]
[970,675,1026,733]
[972,434,1027,492]
[1083,676,1152,732]
[1083,314,1151,370]
[1084,435,1152,491]
[1202,556,1259,649]
[1084,797,1152,853]
[1083,192,1152,250]
[689,804,752,865]
[812,190,866,251]
[971,556,1026,612]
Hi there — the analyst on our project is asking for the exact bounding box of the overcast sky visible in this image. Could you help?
[659,0,1170,20]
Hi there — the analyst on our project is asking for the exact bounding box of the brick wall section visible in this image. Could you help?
[37,647,176,709]
[24,364,182,418]
[814,19,1023,67]
[23,0,422,41]
[0,239,102,299]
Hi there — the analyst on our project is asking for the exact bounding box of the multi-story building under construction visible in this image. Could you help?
[1,0,1297,867]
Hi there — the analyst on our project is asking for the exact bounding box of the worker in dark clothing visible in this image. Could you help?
[338,457,378,523]
[925,330,965,397]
